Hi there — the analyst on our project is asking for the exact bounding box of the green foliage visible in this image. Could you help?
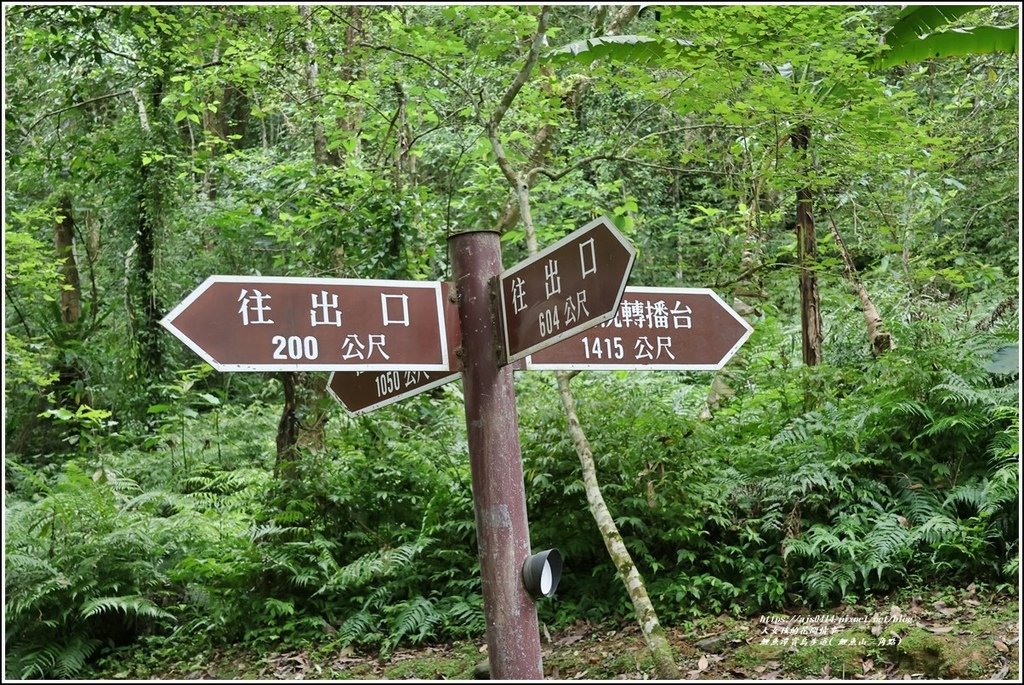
[4,461,176,680]
[544,34,692,66]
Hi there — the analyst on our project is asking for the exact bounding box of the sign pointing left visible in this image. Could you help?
[160,275,450,371]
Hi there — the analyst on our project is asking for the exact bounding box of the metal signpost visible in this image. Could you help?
[526,287,753,371]
[498,216,635,364]
[160,276,449,372]
[449,229,544,679]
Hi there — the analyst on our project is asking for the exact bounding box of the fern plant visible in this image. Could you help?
[4,460,176,680]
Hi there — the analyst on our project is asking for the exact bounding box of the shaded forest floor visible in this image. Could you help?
[88,586,1019,680]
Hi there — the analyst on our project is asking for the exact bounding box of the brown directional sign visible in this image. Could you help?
[160,276,449,372]
[525,287,752,370]
[499,216,635,364]
[328,283,462,415]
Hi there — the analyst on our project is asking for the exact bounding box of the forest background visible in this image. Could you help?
[3,3,1020,680]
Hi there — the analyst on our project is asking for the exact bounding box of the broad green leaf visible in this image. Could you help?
[876,25,1018,68]
[543,34,692,65]
[885,5,978,47]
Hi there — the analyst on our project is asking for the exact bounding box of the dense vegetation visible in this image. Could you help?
[3,4,1019,679]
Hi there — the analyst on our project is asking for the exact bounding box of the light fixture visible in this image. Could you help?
[522,548,562,599]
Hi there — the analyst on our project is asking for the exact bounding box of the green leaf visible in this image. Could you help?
[40,408,74,421]
[146,403,173,414]
[200,393,220,406]
[884,6,978,47]
[877,25,1018,68]
[543,34,692,65]
[174,109,188,123]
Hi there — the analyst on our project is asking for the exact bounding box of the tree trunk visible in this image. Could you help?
[824,208,893,355]
[791,124,823,367]
[130,82,164,377]
[52,193,89,409]
[275,372,299,478]
[338,5,364,161]
[273,372,329,476]
[556,374,682,678]
[55,194,82,325]
[298,5,332,168]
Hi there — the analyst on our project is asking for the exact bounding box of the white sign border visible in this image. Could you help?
[499,216,636,365]
[159,275,451,372]
[523,287,753,371]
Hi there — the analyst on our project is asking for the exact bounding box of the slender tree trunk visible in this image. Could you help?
[555,374,682,678]
[298,5,331,168]
[824,207,893,355]
[55,194,82,325]
[274,372,329,477]
[51,193,90,409]
[275,372,299,478]
[130,82,164,376]
[338,5,364,161]
[791,124,823,367]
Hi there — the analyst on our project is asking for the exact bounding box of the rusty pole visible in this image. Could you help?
[448,230,543,680]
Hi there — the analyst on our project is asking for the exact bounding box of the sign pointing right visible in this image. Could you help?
[525,287,753,370]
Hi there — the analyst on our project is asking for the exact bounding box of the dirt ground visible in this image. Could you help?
[92,586,1020,680]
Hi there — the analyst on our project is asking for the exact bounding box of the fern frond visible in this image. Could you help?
[53,635,102,679]
[337,608,378,648]
[915,514,960,545]
[386,595,441,649]
[80,594,175,622]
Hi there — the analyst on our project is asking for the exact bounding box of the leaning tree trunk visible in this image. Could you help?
[791,124,823,367]
[824,207,893,355]
[556,373,682,678]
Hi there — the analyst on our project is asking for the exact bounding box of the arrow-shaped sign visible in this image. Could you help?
[499,216,635,365]
[161,276,450,371]
[525,287,752,370]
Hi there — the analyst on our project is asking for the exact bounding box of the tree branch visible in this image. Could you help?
[486,7,550,188]
[27,87,138,132]
[359,42,477,107]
